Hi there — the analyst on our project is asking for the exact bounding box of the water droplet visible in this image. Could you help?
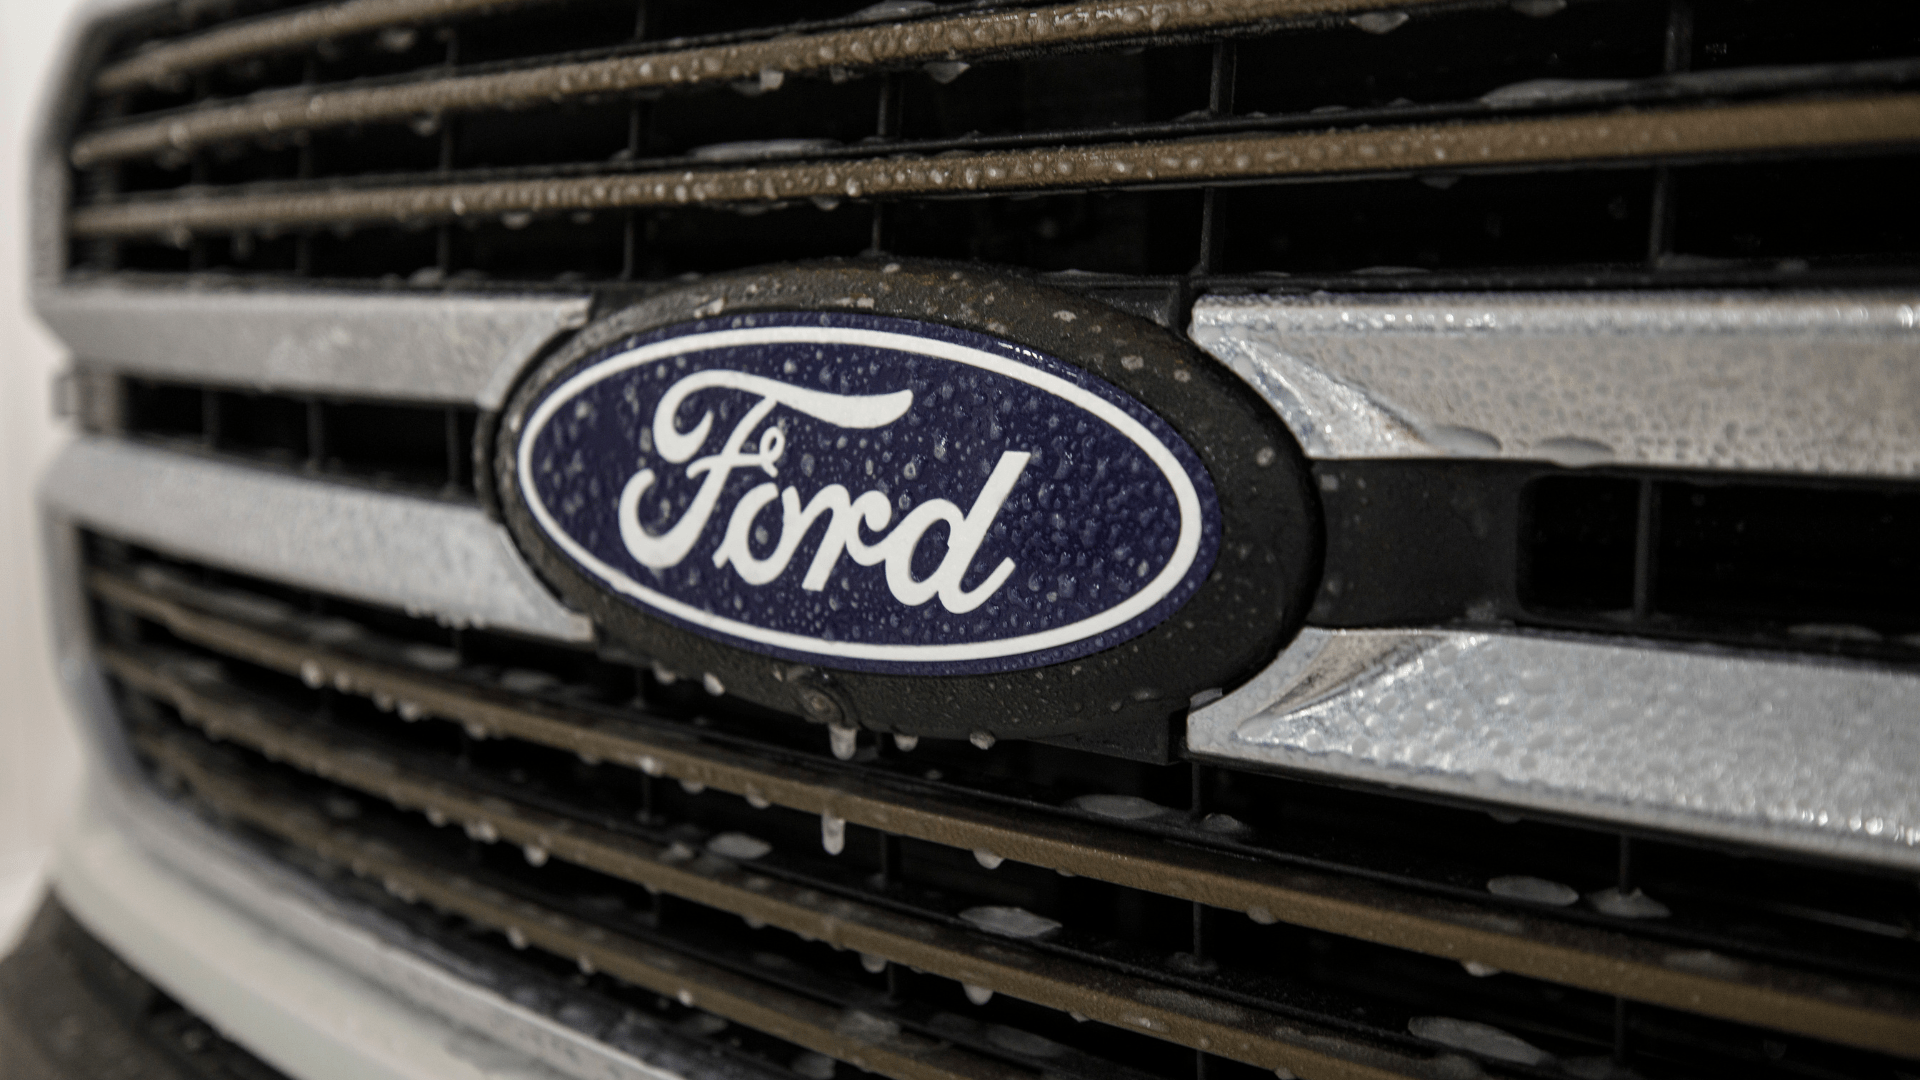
[1407,1017,1551,1066]
[963,983,994,1006]
[792,1052,837,1080]
[680,778,707,795]
[398,701,424,722]
[678,989,696,1007]
[969,730,995,750]
[1462,961,1501,977]
[1587,887,1671,919]
[973,849,1004,870]
[1350,10,1411,33]
[829,724,859,760]
[959,906,1060,938]
[924,60,970,83]
[1069,794,1173,820]
[506,926,528,949]
[523,844,549,867]
[1246,906,1277,924]
[707,832,772,860]
[745,788,772,810]
[821,812,846,855]
[702,673,726,696]
[892,734,918,752]
[300,660,325,687]
[1510,0,1565,14]
[577,954,597,975]
[1069,1011,1089,1023]
[637,755,663,776]
[425,808,447,827]
[465,820,498,843]
[1487,875,1579,906]
[860,953,887,973]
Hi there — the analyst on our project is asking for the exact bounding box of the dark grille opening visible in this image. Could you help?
[1233,0,1673,113]
[1655,481,1920,642]
[1521,474,1920,648]
[122,378,205,439]
[1314,461,1920,664]
[1671,153,1920,265]
[890,192,1207,276]
[104,378,482,499]
[83,537,1920,1076]
[899,45,1216,140]
[1689,0,1920,69]
[1517,476,1638,612]
[1216,168,1656,275]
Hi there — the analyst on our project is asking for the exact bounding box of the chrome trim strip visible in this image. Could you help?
[37,284,589,408]
[67,95,1920,238]
[1189,628,1920,871]
[41,439,592,642]
[1191,291,1920,478]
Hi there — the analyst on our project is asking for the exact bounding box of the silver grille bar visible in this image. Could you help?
[42,439,590,642]
[1190,291,1920,478]
[39,284,587,408]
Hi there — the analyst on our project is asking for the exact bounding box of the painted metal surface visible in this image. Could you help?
[41,438,591,642]
[1191,291,1920,478]
[1189,628,1920,871]
[39,284,588,407]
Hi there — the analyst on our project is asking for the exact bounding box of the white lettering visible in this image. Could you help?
[621,370,1026,613]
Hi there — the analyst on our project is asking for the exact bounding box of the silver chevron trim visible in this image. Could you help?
[36,285,589,408]
[1189,628,1920,870]
[1191,292,1920,478]
[41,439,591,642]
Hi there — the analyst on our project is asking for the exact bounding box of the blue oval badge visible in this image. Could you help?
[516,312,1220,675]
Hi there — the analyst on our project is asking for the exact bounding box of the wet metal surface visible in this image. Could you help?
[91,571,1920,1056]
[68,94,1920,239]
[74,0,1473,164]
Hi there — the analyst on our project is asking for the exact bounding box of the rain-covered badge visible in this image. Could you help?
[515,312,1221,675]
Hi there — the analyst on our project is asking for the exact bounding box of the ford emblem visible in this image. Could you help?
[501,265,1317,745]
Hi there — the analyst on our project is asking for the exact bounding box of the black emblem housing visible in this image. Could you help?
[497,262,1319,742]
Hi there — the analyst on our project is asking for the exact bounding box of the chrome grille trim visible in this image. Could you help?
[1189,628,1920,872]
[38,285,588,407]
[42,439,591,642]
[1190,292,1920,477]
[65,93,1920,238]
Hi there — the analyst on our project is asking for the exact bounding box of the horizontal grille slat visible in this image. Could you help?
[131,729,1050,1080]
[45,440,591,641]
[73,0,1474,166]
[92,0,565,96]
[129,702,1446,1080]
[65,93,1920,239]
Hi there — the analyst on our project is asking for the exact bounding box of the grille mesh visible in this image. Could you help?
[61,0,1920,288]
[85,536,1920,1079]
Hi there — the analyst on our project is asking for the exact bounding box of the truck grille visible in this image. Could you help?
[86,535,1920,1078]
[43,0,1920,1077]
[60,0,1920,289]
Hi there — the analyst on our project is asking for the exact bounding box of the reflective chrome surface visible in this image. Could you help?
[1191,293,1920,477]
[1189,628,1920,870]
[40,285,589,407]
[42,439,590,642]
